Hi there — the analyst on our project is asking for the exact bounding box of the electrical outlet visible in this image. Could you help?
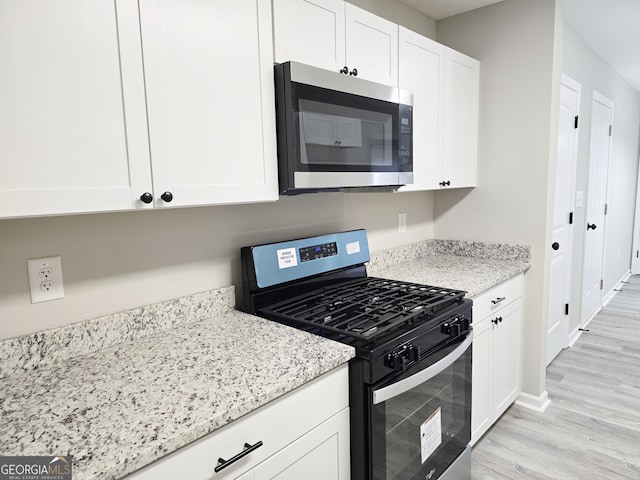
[398,213,407,234]
[27,256,64,303]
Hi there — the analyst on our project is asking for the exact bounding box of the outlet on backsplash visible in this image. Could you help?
[398,213,407,234]
[27,256,64,303]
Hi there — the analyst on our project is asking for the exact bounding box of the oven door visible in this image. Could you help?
[369,333,472,480]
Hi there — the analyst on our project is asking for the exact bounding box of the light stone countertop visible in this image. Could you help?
[0,237,530,480]
[0,294,355,480]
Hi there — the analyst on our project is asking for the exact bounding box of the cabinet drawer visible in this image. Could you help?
[127,364,349,480]
[472,274,523,323]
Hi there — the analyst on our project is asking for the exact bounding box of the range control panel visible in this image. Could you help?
[300,242,338,262]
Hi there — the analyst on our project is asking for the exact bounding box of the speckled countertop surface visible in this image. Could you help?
[0,290,355,480]
[0,238,530,480]
[368,239,531,297]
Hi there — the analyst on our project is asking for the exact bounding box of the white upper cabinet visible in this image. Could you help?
[0,0,151,218]
[397,27,444,191]
[344,4,398,86]
[272,0,346,73]
[272,0,398,86]
[0,0,277,219]
[139,0,278,208]
[397,29,479,192]
[441,48,479,189]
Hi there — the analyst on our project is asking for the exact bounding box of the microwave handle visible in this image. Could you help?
[372,332,473,405]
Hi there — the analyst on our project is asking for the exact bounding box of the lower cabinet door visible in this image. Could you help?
[253,408,350,480]
[470,318,491,445]
[491,299,522,419]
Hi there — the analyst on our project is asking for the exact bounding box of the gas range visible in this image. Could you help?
[238,229,473,480]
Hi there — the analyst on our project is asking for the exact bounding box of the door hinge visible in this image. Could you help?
[600,279,604,290]
[569,211,573,224]
[637,250,639,258]
[609,124,613,136]
[604,203,608,215]
[574,115,579,129]
[565,303,569,315]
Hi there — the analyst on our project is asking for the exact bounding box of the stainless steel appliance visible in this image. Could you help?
[274,62,413,194]
[239,229,472,480]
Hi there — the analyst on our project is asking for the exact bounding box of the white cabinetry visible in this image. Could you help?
[0,0,150,218]
[471,275,523,445]
[126,365,350,480]
[397,29,479,192]
[397,27,444,191]
[272,0,398,86]
[441,48,479,189]
[0,0,277,219]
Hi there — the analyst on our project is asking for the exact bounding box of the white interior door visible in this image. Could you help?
[581,92,613,325]
[632,159,640,274]
[547,75,580,366]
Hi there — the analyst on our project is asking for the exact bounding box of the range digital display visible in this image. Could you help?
[299,242,338,262]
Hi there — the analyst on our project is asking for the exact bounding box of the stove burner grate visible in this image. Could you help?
[258,277,466,341]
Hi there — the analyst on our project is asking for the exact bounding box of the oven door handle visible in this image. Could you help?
[372,332,473,405]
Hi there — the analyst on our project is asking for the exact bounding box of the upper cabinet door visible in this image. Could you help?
[442,48,479,188]
[272,0,346,73]
[345,4,398,86]
[397,27,444,192]
[140,0,278,207]
[0,0,152,218]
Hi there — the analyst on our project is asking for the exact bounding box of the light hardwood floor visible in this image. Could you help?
[471,274,640,479]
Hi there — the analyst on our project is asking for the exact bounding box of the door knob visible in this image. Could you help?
[587,223,597,230]
[552,242,560,250]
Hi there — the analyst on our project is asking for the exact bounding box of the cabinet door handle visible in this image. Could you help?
[349,68,358,76]
[139,192,153,204]
[215,441,263,473]
[340,66,349,74]
[491,316,503,325]
[491,297,506,305]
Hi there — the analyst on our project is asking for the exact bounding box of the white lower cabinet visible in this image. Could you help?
[126,365,350,480]
[471,275,523,445]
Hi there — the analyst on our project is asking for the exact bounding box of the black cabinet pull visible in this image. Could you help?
[160,191,174,203]
[349,68,358,76]
[491,297,506,305]
[340,66,349,74]
[491,316,503,325]
[214,441,263,473]
[140,192,153,204]
[587,223,597,230]
[439,180,451,187]
[552,242,560,250]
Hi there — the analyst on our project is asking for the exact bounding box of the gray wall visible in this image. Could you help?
[562,25,640,333]
[435,0,562,401]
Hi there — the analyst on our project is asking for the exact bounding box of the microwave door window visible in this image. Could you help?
[298,99,393,169]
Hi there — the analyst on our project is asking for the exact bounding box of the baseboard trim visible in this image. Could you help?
[602,269,632,307]
[515,390,551,413]
[568,325,581,347]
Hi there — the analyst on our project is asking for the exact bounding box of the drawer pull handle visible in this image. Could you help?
[215,441,264,473]
[491,297,506,305]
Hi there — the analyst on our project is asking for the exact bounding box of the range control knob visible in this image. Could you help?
[384,343,420,372]
[441,316,471,337]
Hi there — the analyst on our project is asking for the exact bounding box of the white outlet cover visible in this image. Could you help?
[27,256,64,303]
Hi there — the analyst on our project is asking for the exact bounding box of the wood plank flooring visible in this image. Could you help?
[471,274,640,479]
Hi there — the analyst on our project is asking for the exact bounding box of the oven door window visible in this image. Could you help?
[370,337,471,480]
[291,83,400,172]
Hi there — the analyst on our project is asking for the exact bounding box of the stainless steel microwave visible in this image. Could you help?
[274,61,413,195]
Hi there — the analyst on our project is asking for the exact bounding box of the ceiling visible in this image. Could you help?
[400,0,640,93]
